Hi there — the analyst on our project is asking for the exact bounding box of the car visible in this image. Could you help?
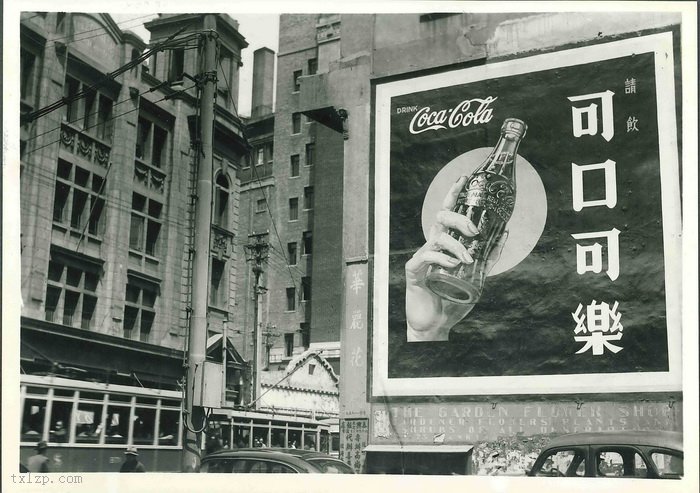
[527,430,683,479]
[200,448,356,474]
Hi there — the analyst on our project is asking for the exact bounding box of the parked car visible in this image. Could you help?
[527,430,683,479]
[200,448,355,474]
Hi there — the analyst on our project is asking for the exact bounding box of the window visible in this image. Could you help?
[20,48,37,103]
[63,75,114,142]
[256,198,267,213]
[651,452,683,478]
[106,405,129,444]
[305,143,315,166]
[256,147,264,165]
[293,70,302,92]
[287,242,297,265]
[265,142,274,162]
[596,450,649,478]
[44,254,100,329]
[132,407,156,445]
[301,323,310,348]
[284,333,294,357]
[301,276,311,301]
[289,198,299,221]
[292,113,301,134]
[22,398,47,442]
[135,116,168,168]
[290,155,300,177]
[129,193,163,257]
[308,58,318,75]
[302,231,312,255]
[52,159,106,236]
[214,173,230,228]
[210,258,226,307]
[75,401,105,443]
[169,48,185,81]
[123,277,158,342]
[286,287,296,311]
[241,154,250,169]
[303,186,314,210]
[535,449,586,477]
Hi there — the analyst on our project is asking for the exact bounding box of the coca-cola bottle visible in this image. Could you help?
[424,118,527,304]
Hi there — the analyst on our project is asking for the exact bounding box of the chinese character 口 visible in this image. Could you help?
[571,159,618,211]
[572,300,623,355]
[571,228,621,281]
[568,90,615,142]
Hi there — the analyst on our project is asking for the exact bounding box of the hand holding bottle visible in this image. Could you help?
[405,175,508,342]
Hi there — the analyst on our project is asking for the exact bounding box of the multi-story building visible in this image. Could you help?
[285,11,688,475]
[18,12,250,470]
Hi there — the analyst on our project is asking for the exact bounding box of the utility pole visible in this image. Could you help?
[244,232,269,409]
[182,14,217,473]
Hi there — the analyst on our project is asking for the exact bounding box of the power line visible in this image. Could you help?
[21,25,198,125]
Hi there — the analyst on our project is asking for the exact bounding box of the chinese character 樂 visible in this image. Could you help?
[572,300,623,355]
[571,159,618,211]
[568,90,615,142]
[571,228,621,281]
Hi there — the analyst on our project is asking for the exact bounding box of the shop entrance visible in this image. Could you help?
[364,445,474,475]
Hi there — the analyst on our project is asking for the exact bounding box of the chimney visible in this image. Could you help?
[251,47,275,118]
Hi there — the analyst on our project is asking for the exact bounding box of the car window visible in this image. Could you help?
[201,459,234,473]
[595,449,648,478]
[534,449,585,477]
[268,461,296,473]
[306,458,355,474]
[651,452,683,478]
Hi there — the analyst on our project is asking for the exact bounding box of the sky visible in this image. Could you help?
[111,13,280,117]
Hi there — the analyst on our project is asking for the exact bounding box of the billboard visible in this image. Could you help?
[372,32,682,396]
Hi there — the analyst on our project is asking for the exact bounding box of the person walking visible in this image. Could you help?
[26,441,50,472]
[119,447,146,472]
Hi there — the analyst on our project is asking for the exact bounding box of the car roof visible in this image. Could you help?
[203,448,344,462]
[543,430,682,451]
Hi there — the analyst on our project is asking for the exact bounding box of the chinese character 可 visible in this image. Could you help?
[349,309,364,331]
[624,78,637,94]
[626,116,639,132]
[571,228,621,281]
[350,270,365,295]
[571,159,618,211]
[568,90,615,142]
[572,300,623,355]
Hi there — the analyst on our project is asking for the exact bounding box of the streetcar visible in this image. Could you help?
[20,374,332,472]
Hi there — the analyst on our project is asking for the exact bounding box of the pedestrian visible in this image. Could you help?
[26,441,50,473]
[119,446,146,472]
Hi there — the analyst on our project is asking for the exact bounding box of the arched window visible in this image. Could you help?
[214,173,230,228]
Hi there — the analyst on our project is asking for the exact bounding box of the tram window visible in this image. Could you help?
[109,394,131,402]
[136,397,157,405]
[133,407,156,445]
[233,427,250,448]
[49,401,72,443]
[288,429,301,448]
[271,429,286,448]
[54,388,75,397]
[105,406,129,444]
[252,426,269,447]
[162,399,179,407]
[303,431,317,450]
[79,391,103,401]
[25,386,49,395]
[319,432,329,454]
[21,398,47,441]
[158,409,179,445]
[75,402,104,443]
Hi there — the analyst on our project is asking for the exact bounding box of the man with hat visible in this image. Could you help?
[120,446,146,472]
[27,441,50,472]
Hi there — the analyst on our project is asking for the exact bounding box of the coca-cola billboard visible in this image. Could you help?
[371,32,682,396]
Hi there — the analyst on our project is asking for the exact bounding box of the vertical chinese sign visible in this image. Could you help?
[372,32,682,396]
[340,261,370,471]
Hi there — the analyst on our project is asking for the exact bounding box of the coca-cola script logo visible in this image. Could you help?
[409,96,497,134]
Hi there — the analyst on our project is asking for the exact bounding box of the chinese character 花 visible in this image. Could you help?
[572,300,623,355]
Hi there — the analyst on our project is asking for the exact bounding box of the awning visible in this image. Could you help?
[364,444,474,453]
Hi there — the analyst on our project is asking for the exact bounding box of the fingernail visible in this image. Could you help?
[462,251,473,264]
